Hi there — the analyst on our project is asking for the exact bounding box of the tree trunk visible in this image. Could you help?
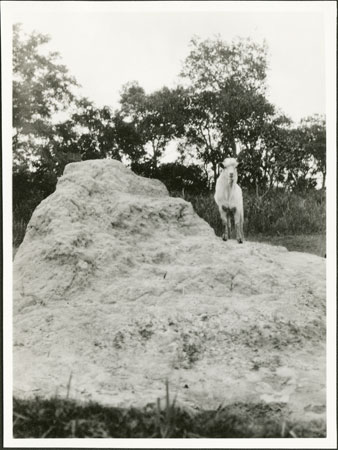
[203,163,211,191]
[322,170,326,189]
[151,143,158,171]
[152,156,157,171]
[231,138,237,157]
[212,163,218,189]
[255,180,259,198]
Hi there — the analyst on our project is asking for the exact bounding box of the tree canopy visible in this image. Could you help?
[13,23,78,170]
[178,37,275,184]
[181,36,268,93]
[119,82,187,170]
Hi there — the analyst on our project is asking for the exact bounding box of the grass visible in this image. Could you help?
[248,233,326,257]
[174,189,326,257]
[13,218,28,249]
[174,189,326,238]
[13,384,326,439]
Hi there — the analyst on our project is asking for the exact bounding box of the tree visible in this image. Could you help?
[13,25,132,205]
[68,98,119,161]
[118,82,187,171]
[33,98,122,184]
[179,80,274,185]
[179,36,275,184]
[13,23,78,171]
[113,112,147,165]
[238,114,292,194]
[261,115,326,192]
[181,35,268,93]
[299,115,326,188]
[238,113,322,194]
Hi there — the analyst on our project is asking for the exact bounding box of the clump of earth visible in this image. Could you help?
[13,159,326,430]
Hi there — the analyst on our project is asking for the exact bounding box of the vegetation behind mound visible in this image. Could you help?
[13,189,326,255]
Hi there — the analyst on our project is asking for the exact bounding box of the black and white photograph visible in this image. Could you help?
[2,1,337,447]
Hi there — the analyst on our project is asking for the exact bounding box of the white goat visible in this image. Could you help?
[214,157,244,243]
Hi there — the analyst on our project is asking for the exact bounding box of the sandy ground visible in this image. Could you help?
[13,159,326,428]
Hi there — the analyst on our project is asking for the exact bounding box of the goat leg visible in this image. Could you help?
[226,212,232,239]
[235,211,243,243]
[222,218,229,241]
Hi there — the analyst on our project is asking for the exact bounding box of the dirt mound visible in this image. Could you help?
[13,159,326,427]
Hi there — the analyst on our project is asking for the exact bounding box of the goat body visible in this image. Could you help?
[214,158,244,243]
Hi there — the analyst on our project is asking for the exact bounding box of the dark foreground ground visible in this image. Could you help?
[14,395,325,439]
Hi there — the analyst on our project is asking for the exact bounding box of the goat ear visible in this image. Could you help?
[219,162,224,169]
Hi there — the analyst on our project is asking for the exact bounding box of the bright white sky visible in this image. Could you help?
[4,1,329,124]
